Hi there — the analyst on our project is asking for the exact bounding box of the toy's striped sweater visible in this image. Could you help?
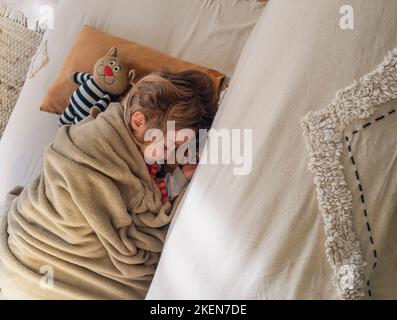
[59,72,112,125]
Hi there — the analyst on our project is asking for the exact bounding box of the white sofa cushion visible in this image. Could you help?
[147,0,397,300]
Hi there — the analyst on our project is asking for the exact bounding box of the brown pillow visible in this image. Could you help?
[40,26,225,114]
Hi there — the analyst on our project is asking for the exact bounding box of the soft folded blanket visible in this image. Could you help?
[0,103,181,299]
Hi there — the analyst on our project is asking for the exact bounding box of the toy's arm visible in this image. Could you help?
[68,72,92,85]
[58,105,77,126]
[96,94,112,111]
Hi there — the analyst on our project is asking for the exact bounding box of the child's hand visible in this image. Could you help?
[182,164,198,181]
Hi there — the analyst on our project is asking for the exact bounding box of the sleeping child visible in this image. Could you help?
[122,70,218,203]
[0,70,218,299]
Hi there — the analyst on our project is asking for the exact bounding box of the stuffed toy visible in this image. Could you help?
[59,47,135,126]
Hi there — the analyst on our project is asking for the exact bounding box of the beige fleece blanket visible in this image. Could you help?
[0,103,181,299]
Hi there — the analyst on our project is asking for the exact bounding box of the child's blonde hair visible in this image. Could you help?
[123,70,218,135]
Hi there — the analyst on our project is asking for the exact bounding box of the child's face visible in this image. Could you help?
[130,111,195,164]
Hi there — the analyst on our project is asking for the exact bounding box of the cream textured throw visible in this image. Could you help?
[0,6,43,139]
[0,103,179,299]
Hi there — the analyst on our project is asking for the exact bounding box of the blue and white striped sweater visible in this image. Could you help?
[59,72,112,125]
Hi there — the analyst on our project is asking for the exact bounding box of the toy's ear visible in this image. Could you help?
[107,47,117,57]
[128,69,136,84]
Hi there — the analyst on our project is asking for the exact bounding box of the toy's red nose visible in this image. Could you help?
[105,66,113,77]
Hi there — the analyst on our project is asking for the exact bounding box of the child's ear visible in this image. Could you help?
[107,47,117,57]
[131,111,146,130]
[128,70,136,84]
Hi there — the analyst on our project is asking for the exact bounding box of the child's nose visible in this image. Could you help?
[105,66,114,77]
